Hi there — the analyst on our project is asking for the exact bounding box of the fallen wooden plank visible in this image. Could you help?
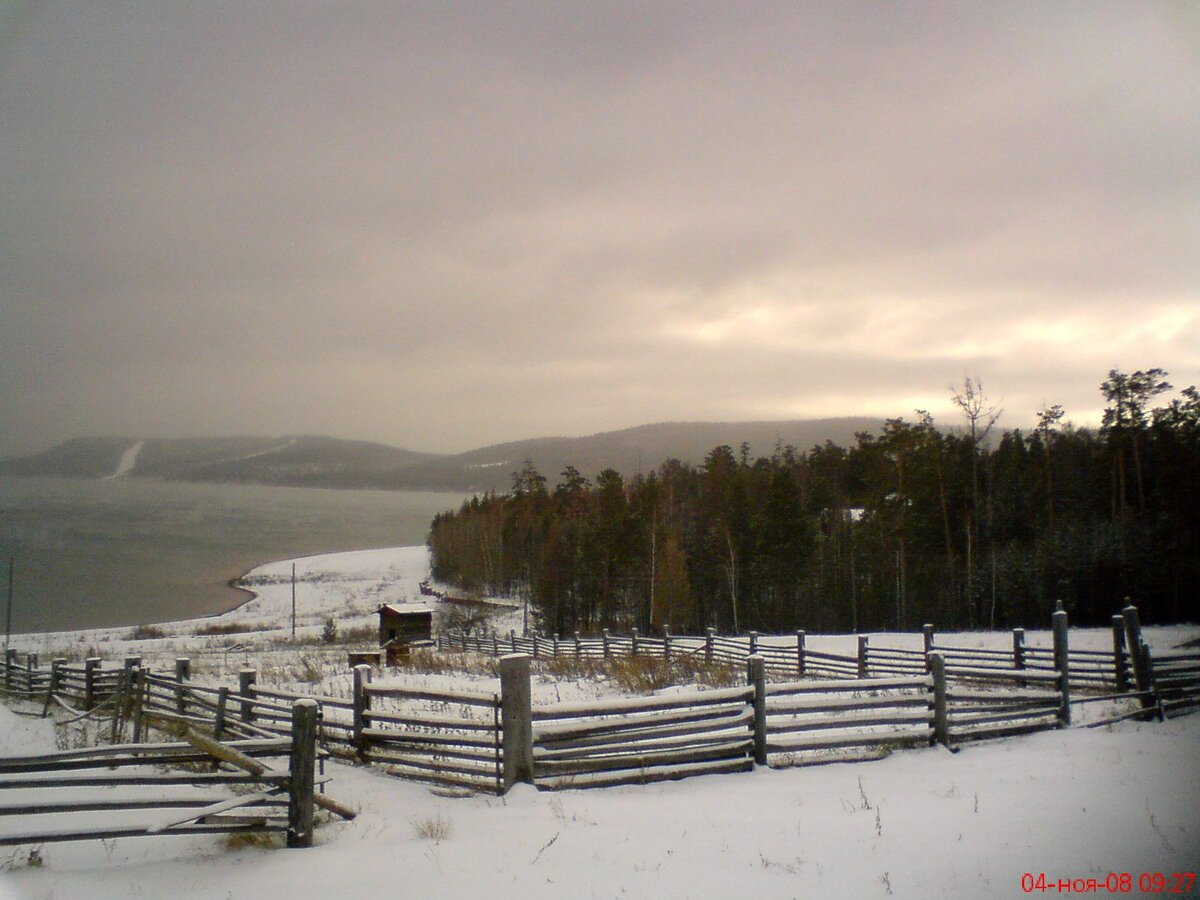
[147,789,284,834]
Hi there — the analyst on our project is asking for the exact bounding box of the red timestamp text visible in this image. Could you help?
[1020,871,1197,894]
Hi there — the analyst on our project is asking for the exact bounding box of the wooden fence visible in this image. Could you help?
[3,604,1196,799]
[0,701,327,849]
[437,616,1141,692]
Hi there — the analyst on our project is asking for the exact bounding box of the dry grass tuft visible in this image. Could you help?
[412,814,453,842]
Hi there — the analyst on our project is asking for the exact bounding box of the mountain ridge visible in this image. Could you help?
[0,418,884,492]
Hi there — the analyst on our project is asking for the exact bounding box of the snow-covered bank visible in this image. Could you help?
[6,546,437,662]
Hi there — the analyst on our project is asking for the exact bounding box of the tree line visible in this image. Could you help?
[428,370,1198,634]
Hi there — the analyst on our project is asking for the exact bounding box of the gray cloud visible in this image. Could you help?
[2,1,1197,456]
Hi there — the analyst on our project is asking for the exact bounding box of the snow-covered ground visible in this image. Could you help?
[2,546,1198,898]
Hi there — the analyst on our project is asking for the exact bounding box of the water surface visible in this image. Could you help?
[0,476,470,633]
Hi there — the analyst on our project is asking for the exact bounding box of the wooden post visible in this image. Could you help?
[238,668,257,722]
[3,648,13,691]
[1122,604,1154,713]
[213,686,229,741]
[287,699,318,848]
[923,624,935,655]
[574,631,581,659]
[552,633,560,659]
[747,654,767,766]
[1140,644,1165,721]
[796,630,806,677]
[131,668,147,742]
[493,632,499,657]
[499,654,533,790]
[748,631,758,657]
[857,635,869,679]
[43,658,64,717]
[531,632,540,659]
[631,628,639,658]
[1052,609,1070,726]
[352,664,371,754]
[174,658,190,714]
[663,626,672,661]
[84,657,99,709]
[929,652,949,747]
[706,628,715,665]
[1111,615,1130,692]
[1013,628,1026,687]
[510,629,517,653]
[602,629,611,659]
[110,665,127,743]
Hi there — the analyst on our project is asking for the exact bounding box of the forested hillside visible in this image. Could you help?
[429,370,1199,634]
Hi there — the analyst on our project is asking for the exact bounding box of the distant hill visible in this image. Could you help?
[367,418,884,491]
[0,435,441,489]
[1,418,883,492]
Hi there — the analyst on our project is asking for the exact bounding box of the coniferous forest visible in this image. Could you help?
[428,371,1199,634]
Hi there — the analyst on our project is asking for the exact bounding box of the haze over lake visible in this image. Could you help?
[0,476,470,634]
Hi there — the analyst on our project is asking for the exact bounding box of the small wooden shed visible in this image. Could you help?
[377,603,434,664]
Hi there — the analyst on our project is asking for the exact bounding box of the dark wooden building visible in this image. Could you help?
[377,603,434,664]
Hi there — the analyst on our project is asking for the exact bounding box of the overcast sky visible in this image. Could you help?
[2,2,1197,457]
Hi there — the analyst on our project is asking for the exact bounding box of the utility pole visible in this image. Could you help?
[291,563,297,641]
[4,557,12,653]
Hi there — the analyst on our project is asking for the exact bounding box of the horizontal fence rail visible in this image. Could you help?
[531,684,755,789]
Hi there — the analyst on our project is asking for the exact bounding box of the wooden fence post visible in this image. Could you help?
[552,633,560,659]
[747,654,767,766]
[796,630,806,677]
[1013,628,1026,687]
[288,699,318,848]
[857,635,869,678]
[603,629,611,659]
[3,648,14,691]
[574,631,582,660]
[1111,615,1130,692]
[706,628,715,665]
[493,632,499,657]
[929,652,949,747]
[1140,644,1166,721]
[1052,609,1070,726]
[352,664,371,754]
[174,658,190,714]
[747,631,758,657]
[510,629,517,653]
[631,628,639,658]
[500,654,533,790]
[84,657,100,709]
[213,686,229,741]
[923,623,935,653]
[131,668,147,741]
[43,658,64,717]
[663,626,672,661]
[531,633,540,660]
[239,668,257,722]
[1122,604,1155,714]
